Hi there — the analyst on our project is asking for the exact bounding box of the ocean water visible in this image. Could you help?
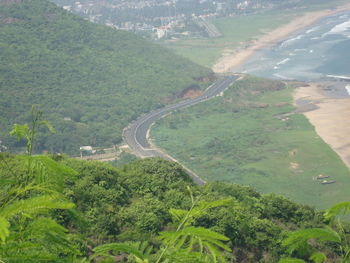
[235,11,350,85]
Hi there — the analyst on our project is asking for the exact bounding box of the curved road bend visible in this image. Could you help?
[123,75,238,185]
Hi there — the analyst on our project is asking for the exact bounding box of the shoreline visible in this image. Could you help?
[212,2,350,73]
[294,83,350,170]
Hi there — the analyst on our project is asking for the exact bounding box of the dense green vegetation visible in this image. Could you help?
[3,150,350,262]
[1,112,349,262]
[0,0,213,155]
[152,76,350,209]
[109,152,138,167]
[0,109,80,261]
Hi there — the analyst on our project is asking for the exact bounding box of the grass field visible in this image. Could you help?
[161,0,349,68]
[151,76,350,209]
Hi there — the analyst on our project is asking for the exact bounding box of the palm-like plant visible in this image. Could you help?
[0,107,80,262]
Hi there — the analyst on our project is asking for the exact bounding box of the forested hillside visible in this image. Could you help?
[2,151,350,262]
[0,0,213,155]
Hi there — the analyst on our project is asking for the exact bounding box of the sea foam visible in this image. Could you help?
[327,74,350,80]
[323,19,350,37]
[306,26,320,34]
[280,35,304,47]
[276,58,290,65]
[346,85,350,96]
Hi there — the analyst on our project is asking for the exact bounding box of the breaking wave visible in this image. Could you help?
[276,58,290,65]
[323,19,350,37]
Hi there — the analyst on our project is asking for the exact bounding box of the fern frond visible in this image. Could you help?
[283,227,341,255]
[124,241,153,261]
[19,155,77,186]
[309,252,327,263]
[0,183,60,209]
[31,155,76,177]
[324,202,350,221]
[204,241,225,263]
[187,199,235,222]
[203,236,231,251]
[169,208,188,222]
[160,226,230,262]
[133,242,153,262]
[25,217,66,237]
[184,227,229,242]
[1,195,74,219]
[197,236,203,253]
[160,227,229,244]
[92,242,145,260]
[170,198,235,226]
[9,124,30,142]
[196,199,235,213]
[175,233,188,250]
[20,217,78,255]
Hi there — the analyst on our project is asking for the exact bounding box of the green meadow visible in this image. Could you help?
[151,76,350,209]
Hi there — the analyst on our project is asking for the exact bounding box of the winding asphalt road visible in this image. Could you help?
[122,75,238,184]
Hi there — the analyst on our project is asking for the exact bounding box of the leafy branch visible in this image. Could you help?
[91,187,233,262]
[279,201,350,263]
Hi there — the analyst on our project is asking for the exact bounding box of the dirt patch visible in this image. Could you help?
[179,85,203,99]
[289,162,303,174]
[289,162,299,170]
[289,149,298,156]
[294,84,350,169]
[182,89,203,99]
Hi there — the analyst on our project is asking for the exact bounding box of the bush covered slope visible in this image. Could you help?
[0,0,213,155]
[3,152,349,262]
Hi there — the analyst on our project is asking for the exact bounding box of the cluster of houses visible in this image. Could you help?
[55,0,274,39]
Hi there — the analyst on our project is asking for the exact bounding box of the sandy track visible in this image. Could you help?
[294,84,350,169]
[213,3,350,73]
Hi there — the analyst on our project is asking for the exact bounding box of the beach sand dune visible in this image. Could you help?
[213,2,350,73]
[294,84,350,169]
